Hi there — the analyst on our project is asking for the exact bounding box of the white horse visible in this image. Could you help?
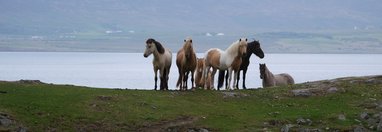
[259,63,294,88]
[203,38,247,90]
[144,38,172,90]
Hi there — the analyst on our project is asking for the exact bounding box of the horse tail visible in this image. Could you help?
[217,70,225,89]
[288,74,295,84]
[163,67,169,90]
[176,67,182,88]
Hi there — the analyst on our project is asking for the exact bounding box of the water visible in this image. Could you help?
[1,52,381,89]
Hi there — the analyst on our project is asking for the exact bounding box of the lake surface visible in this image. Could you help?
[1,52,381,90]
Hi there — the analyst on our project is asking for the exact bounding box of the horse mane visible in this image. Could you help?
[226,39,240,54]
[226,38,247,56]
[147,38,165,54]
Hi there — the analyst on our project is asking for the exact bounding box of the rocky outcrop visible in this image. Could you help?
[0,113,27,132]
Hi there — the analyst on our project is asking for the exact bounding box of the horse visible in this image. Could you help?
[218,40,264,89]
[217,55,242,90]
[195,58,212,89]
[203,38,247,90]
[143,38,172,90]
[259,63,294,88]
[176,37,197,90]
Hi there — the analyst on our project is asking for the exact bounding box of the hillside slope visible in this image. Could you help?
[0,75,382,131]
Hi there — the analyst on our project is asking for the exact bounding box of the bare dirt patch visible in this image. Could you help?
[138,116,207,132]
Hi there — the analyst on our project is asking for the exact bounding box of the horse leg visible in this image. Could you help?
[233,70,239,90]
[159,68,165,90]
[154,68,158,90]
[242,69,247,89]
[236,70,241,89]
[191,70,195,89]
[165,67,170,90]
[203,66,210,90]
[183,71,189,90]
[176,67,182,90]
[210,68,217,89]
[227,68,233,90]
[217,70,225,90]
[225,71,229,89]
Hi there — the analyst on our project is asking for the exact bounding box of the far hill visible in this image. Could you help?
[1,0,382,53]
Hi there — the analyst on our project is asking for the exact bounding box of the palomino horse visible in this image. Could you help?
[203,38,247,90]
[143,38,172,90]
[195,58,212,89]
[218,40,264,89]
[176,37,197,90]
[259,63,294,88]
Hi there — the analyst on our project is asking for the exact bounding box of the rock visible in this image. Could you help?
[377,101,382,110]
[17,127,27,132]
[354,125,367,132]
[360,112,369,120]
[365,78,382,84]
[366,118,377,127]
[281,124,293,132]
[338,114,346,121]
[0,114,12,127]
[96,95,112,101]
[291,89,312,97]
[298,128,322,132]
[221,92,248,98]
[187,128,209,132]
[327,87,338,93]
[377,119,382,131]
[199,128,209,132]
[17,79,44,84]
[296,118,312,125]
[0,118,12,127]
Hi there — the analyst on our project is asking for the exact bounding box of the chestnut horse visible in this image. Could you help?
[203,38,247,90]
[195,58,212,89]
[143,38,172,90]
[176,37,197,90]
[218,40,264,89]
[259,63,294,88]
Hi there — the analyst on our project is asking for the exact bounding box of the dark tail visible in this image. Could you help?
[217,70,225,89]
[176,73,181,88]
[164,68,169,90]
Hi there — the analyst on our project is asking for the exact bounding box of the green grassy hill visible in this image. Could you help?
[1,76,382,131]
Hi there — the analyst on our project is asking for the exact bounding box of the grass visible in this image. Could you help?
[0,76,381,131]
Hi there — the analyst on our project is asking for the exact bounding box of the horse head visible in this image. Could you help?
[250,39,264,59]
[183,37,193,59]
[238,38,248,57]
[259,63,266,79]
[144,38,165,57]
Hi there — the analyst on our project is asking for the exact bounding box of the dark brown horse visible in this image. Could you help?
[218,40,264,89]
[176,37,197,90]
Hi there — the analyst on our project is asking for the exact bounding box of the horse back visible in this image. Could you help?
[275,73,294,85]
[205,49,221,69]
[176,49,184,68]
[164,48,172,68]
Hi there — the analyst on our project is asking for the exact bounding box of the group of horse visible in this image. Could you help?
[143,37,294,91]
